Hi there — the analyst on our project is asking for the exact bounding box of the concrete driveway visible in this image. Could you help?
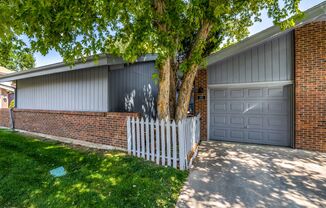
[177,141,326,208]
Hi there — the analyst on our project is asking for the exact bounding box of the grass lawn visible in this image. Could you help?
[0,129,187,208]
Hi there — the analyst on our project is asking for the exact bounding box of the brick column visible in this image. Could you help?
[194,69,208,140]
[294,21,326,152]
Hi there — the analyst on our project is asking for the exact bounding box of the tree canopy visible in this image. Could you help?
[0,0,303,119]
[0,37,35,71]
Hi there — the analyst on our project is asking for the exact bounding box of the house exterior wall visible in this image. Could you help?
[108,62,158,118]
[208,32,294,85]
[0,109,10,127]
[294,21,326,152]
[194,69,208,140]
[16,66,109,112]
[12,109,139,149]
[0,88,9,108]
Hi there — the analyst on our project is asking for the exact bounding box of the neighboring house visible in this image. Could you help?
[0,2,324,152]
[0,66,15,108]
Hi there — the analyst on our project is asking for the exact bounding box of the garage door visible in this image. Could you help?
[209,85,292,146]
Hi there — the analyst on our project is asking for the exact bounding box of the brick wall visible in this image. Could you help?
[194,69,208,140]
[0,109,10,128]
[295,21,326,152]
[13,109,139,149]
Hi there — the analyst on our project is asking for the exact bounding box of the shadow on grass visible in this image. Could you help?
[0,129,188,208]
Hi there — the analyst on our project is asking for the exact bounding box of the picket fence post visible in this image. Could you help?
[127,117,131,154]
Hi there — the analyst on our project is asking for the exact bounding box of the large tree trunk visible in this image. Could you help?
[175,20,212,121]
[169,59,178,119]
[175,65,198,121]
[157,58,170,120]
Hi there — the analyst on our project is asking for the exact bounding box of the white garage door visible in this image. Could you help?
[209,85,292,146]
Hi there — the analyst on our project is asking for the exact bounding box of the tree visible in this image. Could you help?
[0,37,35,71]
[0,0,303,119]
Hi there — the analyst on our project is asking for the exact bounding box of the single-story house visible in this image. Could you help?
[0,2,325,152]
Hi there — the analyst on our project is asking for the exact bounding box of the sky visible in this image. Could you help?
[34,0,325,67]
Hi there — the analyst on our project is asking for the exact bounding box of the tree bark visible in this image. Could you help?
[157,58,170,120]
[169,59,178,119]
[175,65,198,121]
[153,0,171,120]
[175,20,212,121]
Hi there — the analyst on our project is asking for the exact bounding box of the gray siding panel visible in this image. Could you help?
[208,31,294,84]
[17,66,109,112]
[108,62,158,118]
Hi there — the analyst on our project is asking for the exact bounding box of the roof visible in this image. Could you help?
[0,54,157,82]
[0,83,15,92]
[0,66,15,75]
[207,1,326,66]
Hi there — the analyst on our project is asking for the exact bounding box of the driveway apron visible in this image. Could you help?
[177,141,326,208]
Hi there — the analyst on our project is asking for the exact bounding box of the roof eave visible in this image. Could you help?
[207,1,326,66]
[0,54,157,82]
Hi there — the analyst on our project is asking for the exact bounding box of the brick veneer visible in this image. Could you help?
[295,21,326,152]
[194,69,208,140]
[12,109,139,149]
[0,109,10,128]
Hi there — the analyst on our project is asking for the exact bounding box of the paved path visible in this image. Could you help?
[177,141,326,208]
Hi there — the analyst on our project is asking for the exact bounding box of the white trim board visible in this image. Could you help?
[207,88,210,141]
[208,81,293,89]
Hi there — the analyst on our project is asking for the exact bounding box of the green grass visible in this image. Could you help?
[0,129,187,208]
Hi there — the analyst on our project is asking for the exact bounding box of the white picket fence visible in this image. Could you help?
[126,115,200,170]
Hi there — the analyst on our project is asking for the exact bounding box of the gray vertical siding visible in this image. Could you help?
[108,62,158,118]
[17,66,109,111]
[208,31,294,84]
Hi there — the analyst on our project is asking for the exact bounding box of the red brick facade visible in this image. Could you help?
[294,21,326,152]
[0,109,10,128]
[11,109,139,149]
[194,69,208,140]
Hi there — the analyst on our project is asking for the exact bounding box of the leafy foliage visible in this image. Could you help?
[0,0,302,66]
[0,37,35,71]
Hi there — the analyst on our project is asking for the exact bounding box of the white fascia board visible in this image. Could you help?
[208,80,294,89]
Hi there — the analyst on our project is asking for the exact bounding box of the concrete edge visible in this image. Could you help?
[0,126,126,151]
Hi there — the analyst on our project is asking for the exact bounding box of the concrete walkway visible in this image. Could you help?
[177,141,326,208]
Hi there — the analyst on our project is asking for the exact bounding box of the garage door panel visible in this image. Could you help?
[213,116,227,125]
[267,87,285,97]
[212,102,227,112]
[212,128,227,139]
[247,131,263,141]
[210,85,292,147]
[212,89,227,99]
[266,132,290,146]
[266,117,288,130]
[245,102,263,114]
[248,88,263,97]
[230,102,244,112]
[247,117,263,128]
[230,117,245,127]
[230,89,244,98]
[266,102,287,114]
[230,130,244,140]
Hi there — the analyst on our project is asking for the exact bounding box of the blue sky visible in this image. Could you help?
[34,0,325,67]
